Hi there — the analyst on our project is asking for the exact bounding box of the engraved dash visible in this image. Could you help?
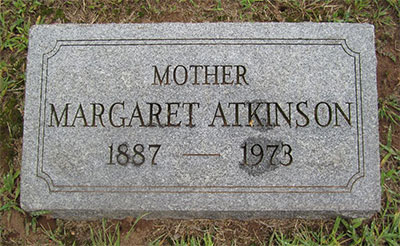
[182,153,221,157]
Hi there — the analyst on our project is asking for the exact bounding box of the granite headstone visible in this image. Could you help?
[21,23,380,219]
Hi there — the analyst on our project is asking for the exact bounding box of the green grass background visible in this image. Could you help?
[0,0,399,245]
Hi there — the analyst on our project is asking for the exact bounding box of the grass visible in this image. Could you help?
[379,95,400,125]
[41,225,73,246]
[150,231,214,246]
[38,213,149,245]
[380,125,400,166]
[0,168,22,213]
[89,215,147,246]
[89,219,121,246]
[0,0,399,245]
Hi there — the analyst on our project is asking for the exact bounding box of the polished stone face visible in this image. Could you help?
[21,23,380,219]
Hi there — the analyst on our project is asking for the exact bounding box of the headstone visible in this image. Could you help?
[21,23,380,219]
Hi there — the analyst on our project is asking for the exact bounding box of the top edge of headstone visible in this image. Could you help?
[29,22,375,27]
[27,22,376,55]
[28,22,374,32]
[28,22,375,38]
